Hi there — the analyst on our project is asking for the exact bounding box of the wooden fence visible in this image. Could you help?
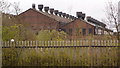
[2,40,120,67]
[2,40,119,48]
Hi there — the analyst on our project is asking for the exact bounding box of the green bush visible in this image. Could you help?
[37,30,67,41]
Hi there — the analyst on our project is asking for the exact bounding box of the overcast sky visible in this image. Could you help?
[6,0,119,21]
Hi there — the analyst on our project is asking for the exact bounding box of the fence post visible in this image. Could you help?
[31,41,33,48]
[24,41,26,47]
[54,41,56,46]
[44,41,46,46]
[107,40,109,46]
[104,40,106,46]
[2,41,4,47]
[18,41,20,47]
[41,41,43,46]
[48,41,50,46]
[101,40,103,46]
[80,40,82,46]
[27,41,29,47]
[10,41,12,47]
[8,41,10,47]
[39,41,41,46]
[117,40,119,46]
[3,41,5,47]
[16,41,18,47]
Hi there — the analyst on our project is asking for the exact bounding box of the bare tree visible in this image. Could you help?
[0,0,21,15]
[103,2,119,40]
[103,1,120,66]
[0,0,11,13]
[11,2,21,15]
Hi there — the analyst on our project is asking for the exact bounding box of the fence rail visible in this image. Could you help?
[2,45,120,48]
[2,40,119,48]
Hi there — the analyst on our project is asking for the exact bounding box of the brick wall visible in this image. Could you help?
[19,9,59,34]
[61,19,95,39]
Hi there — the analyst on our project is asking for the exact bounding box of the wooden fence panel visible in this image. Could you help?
[1,40,119,66]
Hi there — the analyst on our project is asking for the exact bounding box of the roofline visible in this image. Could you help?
[18,8,73,24]
[18,8,61,23]
[60,18,77,27]
[62,18,95,28]
[104,28,113,32]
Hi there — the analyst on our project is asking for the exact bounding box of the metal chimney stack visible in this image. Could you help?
[66,14,69,18]
[76,12,85,20]
[62,13,66,18]
[76,12,82,18]
[69,15,72,19]
[50,8,54,14]
[58,12,62,17]
[54,10,59,15]
[32,3,36,9]
[82,13,85,20]
[44,7,49,12]
[38,4,43,11]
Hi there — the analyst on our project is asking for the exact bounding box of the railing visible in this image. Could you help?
[2,40,119,67]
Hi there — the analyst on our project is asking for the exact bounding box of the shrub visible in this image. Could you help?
[37,30,67,41]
